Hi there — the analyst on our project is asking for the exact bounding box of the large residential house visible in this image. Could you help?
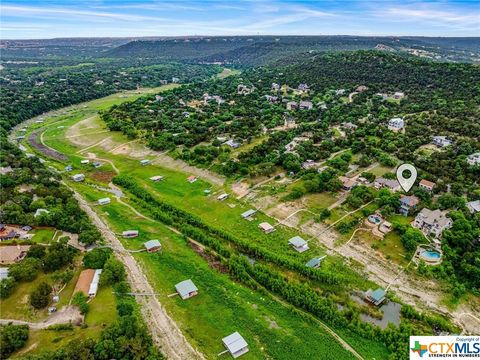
[393,92,405,100]
[432,136,452,148]
[286,101,298,110]
[299,100,313,110]
[374,178,401,192]
[388,117,404,131]
[297,83,310,92]
[237,84,254,95]
[271,83,280,91]
[467,200,480,214]
[399,195,420,216]
[467,152,480,166]
[412,208,452,239]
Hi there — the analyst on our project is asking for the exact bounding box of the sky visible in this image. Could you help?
[1,0,479,39]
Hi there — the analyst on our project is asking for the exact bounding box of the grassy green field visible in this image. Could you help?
[15,85,398,359]
[12,286,117,359]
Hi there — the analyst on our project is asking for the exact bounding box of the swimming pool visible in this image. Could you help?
[368,215,382,224]
[420,250,442,263]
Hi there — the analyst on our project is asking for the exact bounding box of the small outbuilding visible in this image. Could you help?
[175,279,198,300]
[150,175,164,182]
[122,230,139,238]
[221,332,249,358]
[34,208,50,218]
[98,197,111,206]
[144,239,161,253]
[305,255,326,268]
[217,193,229,201]
[80,160,90,164]
[288,236,309,253]
[241,209,256,220]
[140,159,150,166]
[72,174,85,182]
[258,222,275,234]
[365,288,386,306]
[187,176,197,183]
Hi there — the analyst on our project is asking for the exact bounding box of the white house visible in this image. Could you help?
[72,174,85,182]
[388,117,404,131]
[222,332,249,358]
[467,200,480,214]
[98,198,111,206]
[393,92,405,100]
[288,236,309,253]
[299,101,313,110]
[88,269,102,297]
[258,222,275,234]
[217,193,229,201]
[412,208,452,239]
[241,209,256,220]
[122,230,139,238]
[432,136,452,148]
[150,175,164,182]
[34,208,50,218]
[467,152,480,166]
[286,101,298,110]
[175,279,198,300]
[224,139,240,149]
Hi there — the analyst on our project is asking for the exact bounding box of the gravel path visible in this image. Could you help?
[71,190,205,360]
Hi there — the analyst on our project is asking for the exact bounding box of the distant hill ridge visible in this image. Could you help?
[108,35,480,65]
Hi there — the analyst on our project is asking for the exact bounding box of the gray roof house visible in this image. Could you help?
[305,256,326,268]
[365,288,386,306]
[288,236,309,253]
[241,209,256,220]
[222,332,249,358]
[175,279,198,300]
[412,208,452,239]
[374,178,401,192]
[467,200,480,214]
[144,239,161,252]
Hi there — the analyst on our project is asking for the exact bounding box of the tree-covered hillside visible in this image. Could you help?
[0,61,221,135]
[108,36,480,65]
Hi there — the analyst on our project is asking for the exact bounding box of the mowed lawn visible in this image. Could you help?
[12,286,117,359]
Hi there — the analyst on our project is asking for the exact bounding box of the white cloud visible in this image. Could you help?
[0,4,170,22]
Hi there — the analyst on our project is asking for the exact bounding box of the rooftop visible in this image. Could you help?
[288,236,307,247]
[222,332,248,355]
[144,239,161,250]
[175,279,198,298]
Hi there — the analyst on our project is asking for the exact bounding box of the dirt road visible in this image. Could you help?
[71,190,205,360]
[0,306,82,330]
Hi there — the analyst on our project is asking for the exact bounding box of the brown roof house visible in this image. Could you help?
[0,245,31,265]
[419,179,435,192]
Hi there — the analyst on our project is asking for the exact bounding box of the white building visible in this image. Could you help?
[217,193,229,201]
[432,136,452,148]
[467,152,480,166]
[412,208,452,239]
[288,236,309,253]
[72,174,85,182]
[98,198,111,206]
[88,269,102,297]
[222,332,249,358]
[467,200,480,214]
[388,117,404,131]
